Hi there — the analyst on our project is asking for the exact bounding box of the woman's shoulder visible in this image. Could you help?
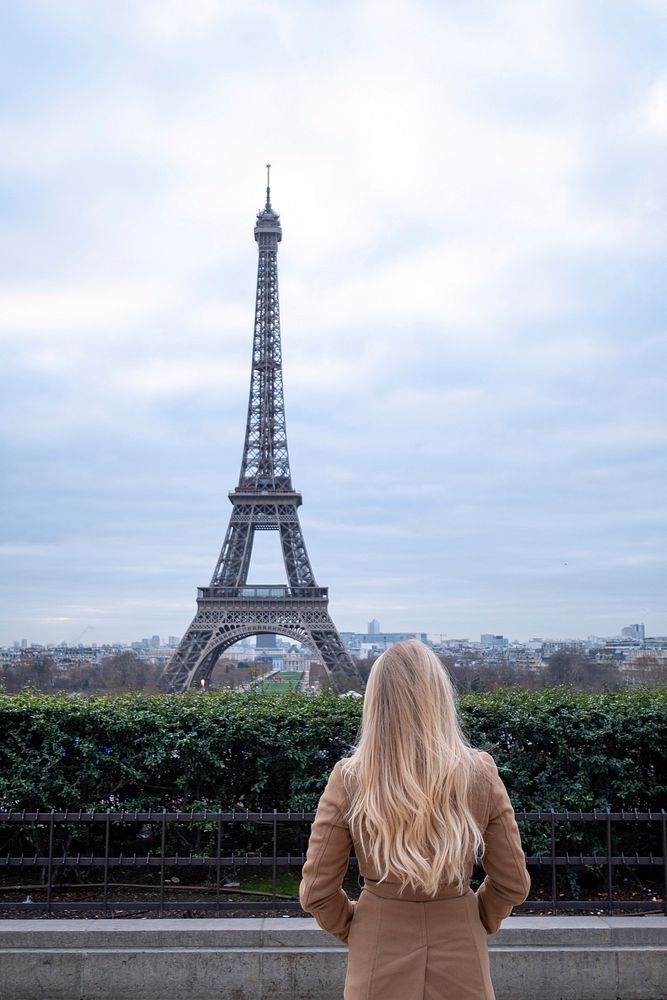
[316,758,353,817]
[471,749,502,788]
[464,750,501,820]
[329,757,354,800]
[331,756,352,783]
[325,757,352,788]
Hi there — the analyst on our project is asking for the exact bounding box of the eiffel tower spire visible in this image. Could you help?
[163,171,360,692]
[265,162,272,210]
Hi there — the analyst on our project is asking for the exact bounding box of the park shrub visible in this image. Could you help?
[0,687,664,813]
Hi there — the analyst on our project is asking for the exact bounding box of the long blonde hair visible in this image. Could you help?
[343,639,484,896]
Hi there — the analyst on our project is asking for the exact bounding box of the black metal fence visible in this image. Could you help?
[0,808,664,917]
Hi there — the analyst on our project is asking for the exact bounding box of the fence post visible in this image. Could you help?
[606,810,613,916]
[272,810,278,905]
[103,809,111,918]
[661,810,666,917]
[550,812,557,908]
[160,810,167,918]
[46,809,55,918]
[216,817,223,918]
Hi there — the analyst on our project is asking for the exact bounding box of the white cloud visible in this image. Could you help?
[607,553,667,567]
[115,359,248,397]
[132,0,242,45]
[0,543,61,558]
[640,73,667,136]
[0,282,174,338]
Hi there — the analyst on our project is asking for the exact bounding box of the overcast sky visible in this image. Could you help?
[1,0,666,647]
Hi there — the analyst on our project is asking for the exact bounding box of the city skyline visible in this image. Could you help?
[1,2,666,646]
[2,617,661,652]
[2,618,661,655]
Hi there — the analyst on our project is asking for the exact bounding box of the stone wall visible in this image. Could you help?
[0,916,665,999]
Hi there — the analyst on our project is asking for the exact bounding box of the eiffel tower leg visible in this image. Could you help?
[302,622,361,690]
[164,617,258,691]
[162,624,215,691]
[211,508,255,587]
[279,509,315,589]
[293,604,362,691]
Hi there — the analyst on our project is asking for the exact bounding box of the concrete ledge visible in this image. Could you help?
[0,916,665,999]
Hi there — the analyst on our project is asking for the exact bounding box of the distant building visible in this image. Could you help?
[346,642,379,659]
[167,636,180,648]
[341,631,428,651]
[367,619,381,635]
[284,651,309,671]
[150,635,160,649]
[480,634,509,649]
[621,624,645,641]
[256,633,277,649]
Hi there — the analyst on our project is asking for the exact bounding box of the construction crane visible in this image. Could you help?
[70,626,93,646]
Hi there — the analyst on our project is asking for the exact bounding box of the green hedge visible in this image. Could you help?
[0,687,664,812]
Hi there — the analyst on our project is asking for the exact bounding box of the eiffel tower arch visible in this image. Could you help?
[163,168,361,692]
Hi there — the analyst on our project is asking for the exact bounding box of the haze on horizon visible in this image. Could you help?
[1,1,666,648]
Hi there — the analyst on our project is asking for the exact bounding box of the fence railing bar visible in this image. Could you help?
[1,810,659,823]
[0,853,662,867]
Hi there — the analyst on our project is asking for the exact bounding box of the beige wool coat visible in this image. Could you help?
[299,752,530,1000]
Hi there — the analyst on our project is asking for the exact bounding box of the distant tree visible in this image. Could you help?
[32,655,55,688]
[308,659,329,689]
[542,651,624,692]
[544,651,583,686]
[0,655,57,693]
[630,654,666,687]
[330,668,364,695]
[99,652,157,691]
[354,656,378,684]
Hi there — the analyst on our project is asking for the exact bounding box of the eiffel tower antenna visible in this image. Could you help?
[163,170,360,692]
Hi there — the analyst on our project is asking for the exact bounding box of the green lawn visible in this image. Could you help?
[256,670,303,693]
[242,872,302,896]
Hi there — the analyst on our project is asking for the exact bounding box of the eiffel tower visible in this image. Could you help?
[164,169,360,692]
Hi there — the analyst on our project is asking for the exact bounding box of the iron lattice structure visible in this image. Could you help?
[164,172,359,692]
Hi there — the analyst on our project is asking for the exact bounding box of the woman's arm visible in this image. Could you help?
[475,754,531,934]
[299,760,356,943]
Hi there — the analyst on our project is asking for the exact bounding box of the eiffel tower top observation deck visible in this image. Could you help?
[163,169,359,691]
